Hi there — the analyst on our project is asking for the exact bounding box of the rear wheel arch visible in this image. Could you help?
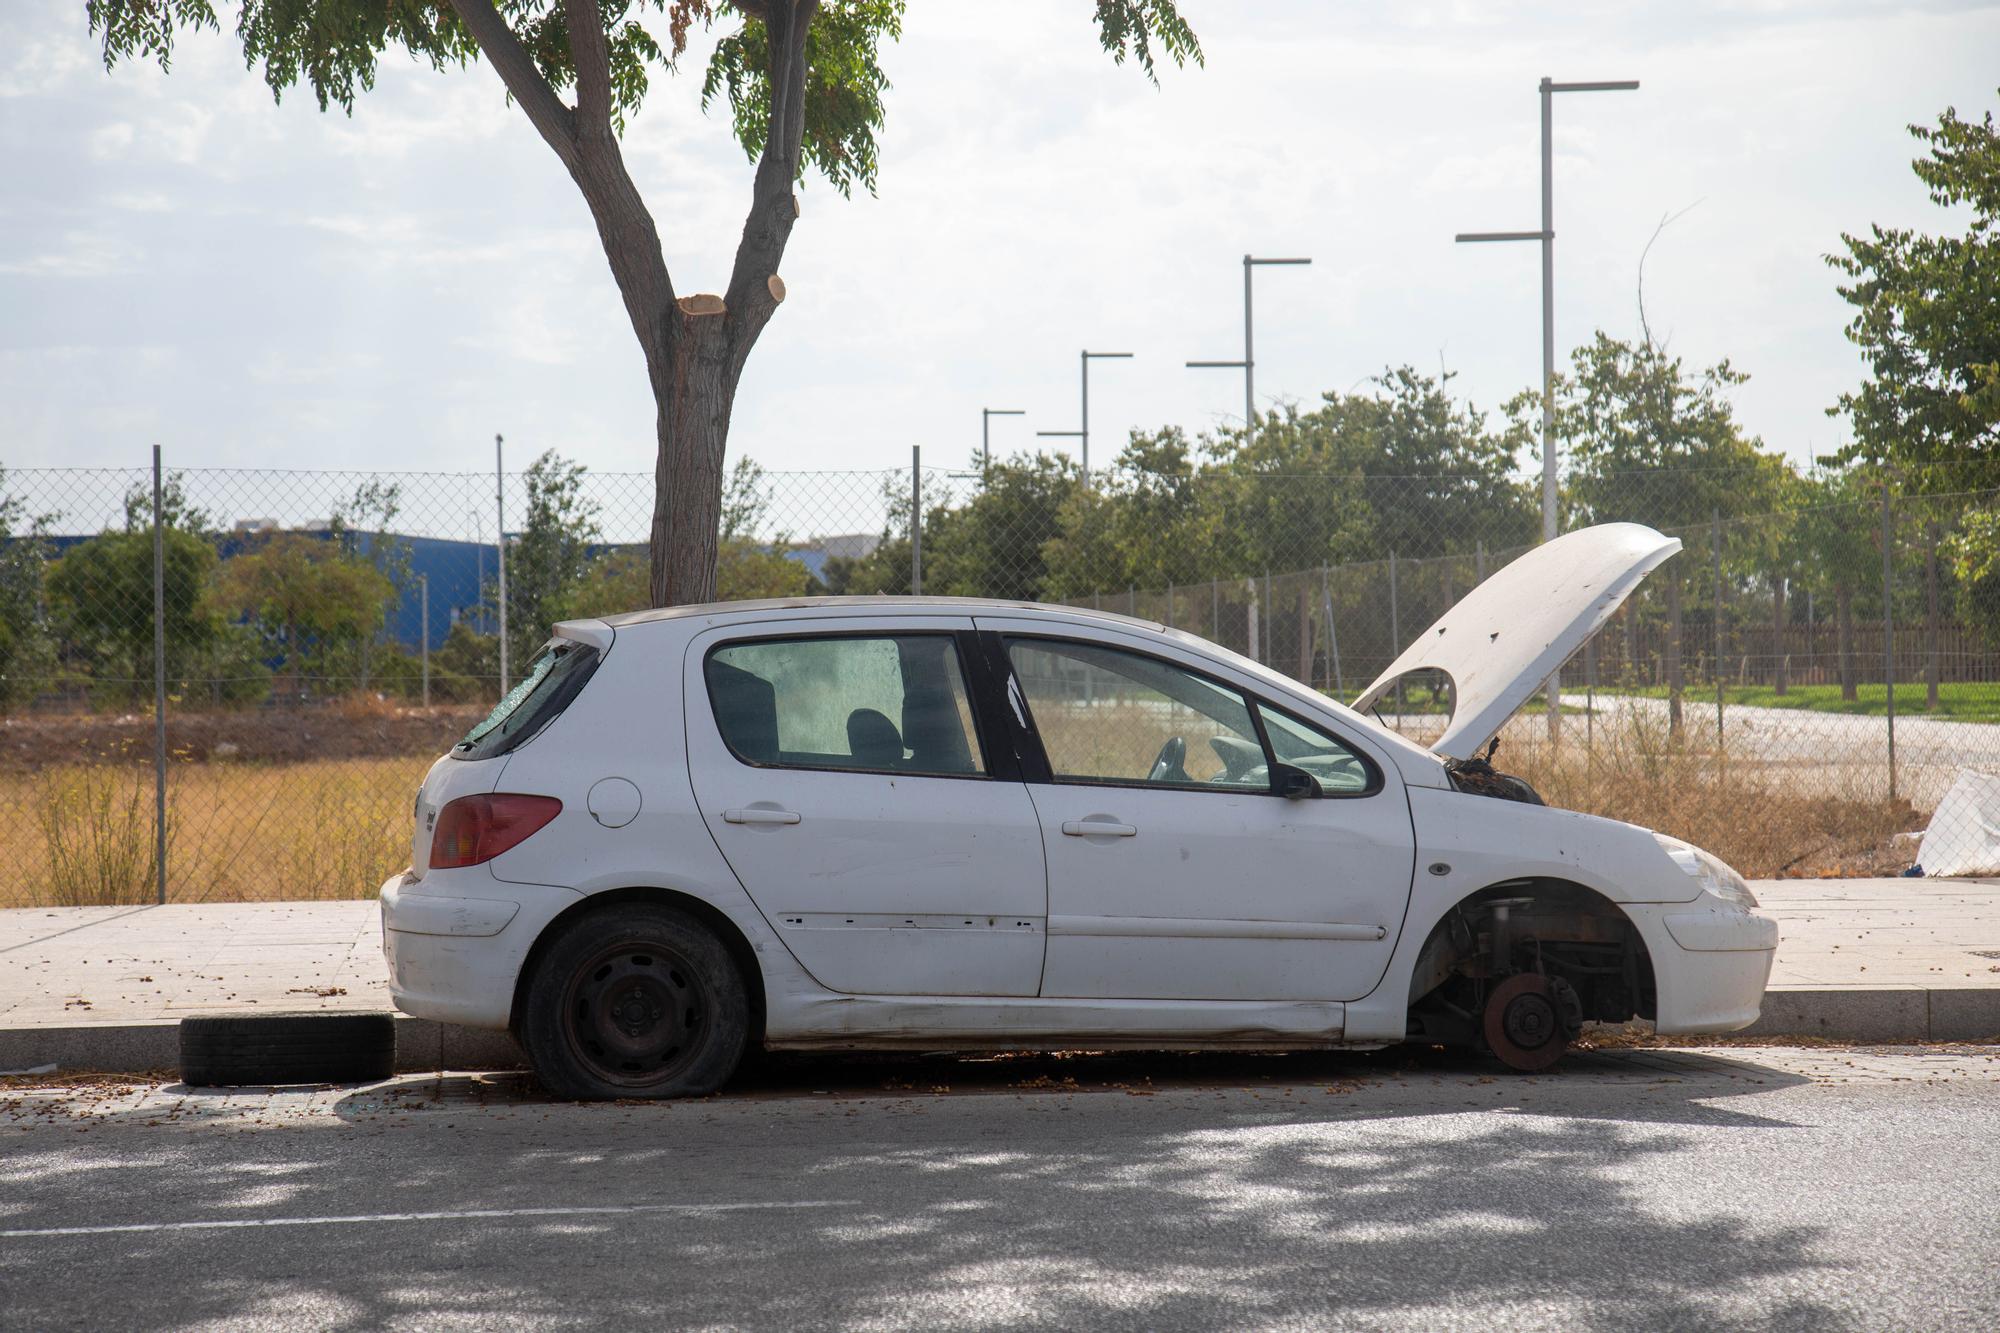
[511,886,767,1046]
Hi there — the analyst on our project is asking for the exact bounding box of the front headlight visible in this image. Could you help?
[1654,834,1758,909]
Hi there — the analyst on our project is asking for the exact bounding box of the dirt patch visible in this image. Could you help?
[0,700,487,771]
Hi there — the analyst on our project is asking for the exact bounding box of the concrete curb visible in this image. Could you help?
[0,1016,524,1077]
[6,987,1999,1076]
[1740,987,2000,1043]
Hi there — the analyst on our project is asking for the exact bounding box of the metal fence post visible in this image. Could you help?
[910,446,923,596]
[1263,570,1273,664]
[495,434,509,695]
[1245,579,1260,663]
[1166,579,1175,629]
[151,444,167,906]
[1713,509,1724,744]
[1211,579,1219,643]
[1389,552,1402,726]
[1883,483,1896,801]
[419,573,431,709]
[1321,562,1344,697]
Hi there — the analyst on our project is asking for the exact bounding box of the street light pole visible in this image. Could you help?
[981,407,1025,477]
[1188,255,1312,447]
[1457,75,1637,740]
[494,431,508,696]
[1457,77,1637,544]
[1037,350,1133,487]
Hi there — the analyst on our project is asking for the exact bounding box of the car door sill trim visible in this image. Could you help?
[1048,915,1386,942]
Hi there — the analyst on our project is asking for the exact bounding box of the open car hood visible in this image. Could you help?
[1351,523,1681,761]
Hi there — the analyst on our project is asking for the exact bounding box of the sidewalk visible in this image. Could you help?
[0,901,512,1073]
[4,880,1998,1073]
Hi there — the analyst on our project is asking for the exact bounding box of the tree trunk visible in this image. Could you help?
[1836,583,1856,701]
[645,306,736,608]
[1771,576,1787,697]
[1926,522,1941,710]
[1665,569,1684,736]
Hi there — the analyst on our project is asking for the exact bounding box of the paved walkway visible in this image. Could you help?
[2,880,1997,1069]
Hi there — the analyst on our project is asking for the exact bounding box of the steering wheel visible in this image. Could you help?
[1147,735,1189,784]
[1209,735,1264,783]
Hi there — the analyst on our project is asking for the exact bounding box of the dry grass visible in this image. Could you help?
[1,756,422,907]
[0,697,1925,908]
[1495,710,1922,878]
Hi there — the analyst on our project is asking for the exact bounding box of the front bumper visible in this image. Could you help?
[380,870,580,1030]
[1633,901,1779,1035]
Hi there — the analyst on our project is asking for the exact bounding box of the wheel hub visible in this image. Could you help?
[1502,991,1557,1049]
[610,983,666,1038]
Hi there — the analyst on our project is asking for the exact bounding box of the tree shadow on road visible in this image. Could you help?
[0,1046,1859,1329]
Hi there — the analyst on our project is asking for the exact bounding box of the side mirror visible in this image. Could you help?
[1273,763,1322,800]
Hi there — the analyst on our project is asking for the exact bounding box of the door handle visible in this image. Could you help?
[724,807,802,826]
[1061,819,1137,838]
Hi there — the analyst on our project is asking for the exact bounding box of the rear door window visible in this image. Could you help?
[705,635,986,776]
[453,641,600,761]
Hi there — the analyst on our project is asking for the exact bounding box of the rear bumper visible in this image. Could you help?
[380,870,580,1030]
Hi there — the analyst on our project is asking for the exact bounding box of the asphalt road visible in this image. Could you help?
[2,1046,1997,1331]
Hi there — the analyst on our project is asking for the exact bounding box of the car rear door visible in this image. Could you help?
[683,615,1047,997]
[974,618,1415,1003]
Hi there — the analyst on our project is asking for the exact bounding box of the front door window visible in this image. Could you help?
[1005,639,1266,789]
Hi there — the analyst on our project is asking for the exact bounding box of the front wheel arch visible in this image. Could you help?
[1405,878,1658,1040]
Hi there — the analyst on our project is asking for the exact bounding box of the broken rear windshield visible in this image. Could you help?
[453,641,600,761]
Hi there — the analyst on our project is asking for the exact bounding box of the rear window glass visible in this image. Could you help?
[453,641,600,761]
[705,635,985,776]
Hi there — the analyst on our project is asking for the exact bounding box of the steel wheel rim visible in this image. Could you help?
[562,940,708,1089]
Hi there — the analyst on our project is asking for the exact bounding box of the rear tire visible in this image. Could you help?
[518,904,749,1100]
[179,1012,395,1086]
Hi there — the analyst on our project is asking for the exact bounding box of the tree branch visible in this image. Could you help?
[724,0,818,374]
[567,0,615,136]
[452,0,677,378]
[444,0,578,167]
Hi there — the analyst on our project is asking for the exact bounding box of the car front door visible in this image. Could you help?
[684,617,1047,997]
[976,622,1415,1002]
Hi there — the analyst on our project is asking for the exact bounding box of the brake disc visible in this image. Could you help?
[1482,972,1570,1072]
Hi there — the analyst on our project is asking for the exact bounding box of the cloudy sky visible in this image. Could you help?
[3,0,1996,493]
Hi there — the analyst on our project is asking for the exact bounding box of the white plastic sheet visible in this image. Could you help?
[1915,769,2000,877]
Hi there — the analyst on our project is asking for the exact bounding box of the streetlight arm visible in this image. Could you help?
[1550,79,1639,92]
[1456,230,1549,243]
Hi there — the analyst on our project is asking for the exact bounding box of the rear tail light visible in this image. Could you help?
[429,794,563,869]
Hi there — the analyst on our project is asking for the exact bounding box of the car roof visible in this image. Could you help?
[594,595,1169,633]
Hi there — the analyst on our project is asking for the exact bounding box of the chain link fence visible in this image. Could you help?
[6,451,2000,906]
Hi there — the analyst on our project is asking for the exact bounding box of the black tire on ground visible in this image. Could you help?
[517,904,750,1101]
[179,1012,396,1086]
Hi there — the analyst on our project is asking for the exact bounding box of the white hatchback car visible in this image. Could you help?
[381,523,1776,1098]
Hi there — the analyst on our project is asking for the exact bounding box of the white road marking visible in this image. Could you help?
[1,1199,859,1240]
